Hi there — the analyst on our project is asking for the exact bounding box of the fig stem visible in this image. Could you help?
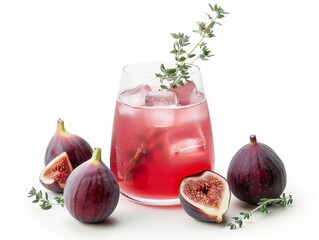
[249,135,257,145]
[57,119,67,134]
[91,148,102,165]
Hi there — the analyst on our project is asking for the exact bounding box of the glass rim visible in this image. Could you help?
[122,61,201,78]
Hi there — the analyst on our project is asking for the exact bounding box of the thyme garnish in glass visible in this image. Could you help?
[156,3,228,90]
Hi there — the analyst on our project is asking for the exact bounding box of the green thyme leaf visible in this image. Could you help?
[228,193,293,230]
[155,3,228,90]
[28,187,64,210]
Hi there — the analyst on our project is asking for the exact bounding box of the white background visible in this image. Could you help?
[2,0,318,239]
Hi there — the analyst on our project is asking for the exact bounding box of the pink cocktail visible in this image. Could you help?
[110,62,214,205]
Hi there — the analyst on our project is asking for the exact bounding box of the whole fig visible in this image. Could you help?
[45,119,93,168]
[64,148,120,223]
[227,135,287,205]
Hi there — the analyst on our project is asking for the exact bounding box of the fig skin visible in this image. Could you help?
[64,148,120,223]
[39,152,73,193]
[227,135,287,205]
[45,119,93,169]
[179,170,231,223]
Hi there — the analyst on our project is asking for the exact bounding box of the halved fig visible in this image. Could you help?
[179,170,230,223]
[40,152,73,193]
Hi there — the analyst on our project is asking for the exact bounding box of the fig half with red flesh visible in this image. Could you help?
[39,152,73,193]
[179,170,230,223]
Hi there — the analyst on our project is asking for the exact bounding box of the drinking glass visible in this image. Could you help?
[110,61,214,205]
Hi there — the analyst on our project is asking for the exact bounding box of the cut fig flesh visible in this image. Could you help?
[40,152,73,188]
[179,170,230,223]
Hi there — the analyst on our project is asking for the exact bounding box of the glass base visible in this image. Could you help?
[121,191,181,206]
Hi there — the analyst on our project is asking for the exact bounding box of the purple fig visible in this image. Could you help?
[39,152,73,193]
[179,170,231,223]
[64,148,120,223]
[45,119,93,168]
[227,135,287,205]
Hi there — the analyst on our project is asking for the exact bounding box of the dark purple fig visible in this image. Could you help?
[45,119,93,168]
[179,170,230,223]
[39,152,73,193]
[64,148,120,223]
[227,135,287,205]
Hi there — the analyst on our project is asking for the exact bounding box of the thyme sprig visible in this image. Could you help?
[227,193,293,230]
[156,3,228,90]
[28,187,64,210]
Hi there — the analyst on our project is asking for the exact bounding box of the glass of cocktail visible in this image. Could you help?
[110,61,214,205]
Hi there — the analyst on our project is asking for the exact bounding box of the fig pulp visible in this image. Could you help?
[45,119,93,168]
[227,135,287,205]
[179,170,230,223]
[39,152,73,193]
[64,148,120,223]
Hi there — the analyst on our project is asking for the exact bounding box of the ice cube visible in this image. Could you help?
[119,84,151,106]
[144,123,208,164]
[170,82,204,105]
[118,102,135,116]
[171,138,205,154]
[145,91,177,106]
[169,125,206,155]
[144,108,175,128]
